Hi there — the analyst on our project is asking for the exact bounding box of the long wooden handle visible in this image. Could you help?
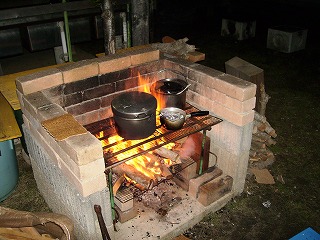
[94,205,111,240]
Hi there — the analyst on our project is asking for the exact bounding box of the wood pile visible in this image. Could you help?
[0,206,74,240]
[0,227,58,240]
[249,111,277,169]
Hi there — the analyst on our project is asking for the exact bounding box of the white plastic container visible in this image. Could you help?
[267,26,308,53]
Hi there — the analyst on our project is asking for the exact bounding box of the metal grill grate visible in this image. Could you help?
[115,186,135,203]
[85,104,222,170]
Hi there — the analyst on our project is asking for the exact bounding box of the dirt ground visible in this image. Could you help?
[1,4,320,239]
[177,28,320,240]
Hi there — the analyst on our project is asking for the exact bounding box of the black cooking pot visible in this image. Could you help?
[150,78,190,109]
[111,91,157,140]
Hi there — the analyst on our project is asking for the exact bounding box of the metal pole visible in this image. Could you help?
[62,0,73,62]
[107,169,116,230]
[126,3,131,48]
[199,130,207,175]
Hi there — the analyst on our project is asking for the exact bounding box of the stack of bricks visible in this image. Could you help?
[189,167,233,206]
[16,48,161,198]
[173,161,233,206]
[225,56,264,114]
[114,188,138,223]
[15,47,256,239]
[16,48,162,239]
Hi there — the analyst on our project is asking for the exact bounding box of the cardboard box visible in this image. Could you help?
[267,26,308,53]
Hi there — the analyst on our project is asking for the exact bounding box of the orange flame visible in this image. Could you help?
[137,72,168,111]
[97,131,175,181]
[137,72,151,93]
[96,72,176,184]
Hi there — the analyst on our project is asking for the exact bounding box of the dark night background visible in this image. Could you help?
[1,0,319,48]
[154,0,320,43]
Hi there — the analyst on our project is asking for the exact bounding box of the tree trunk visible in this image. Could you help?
[101,0,116,55]
[130,0,150,46]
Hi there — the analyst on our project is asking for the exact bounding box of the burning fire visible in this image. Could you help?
[97,72,177,185]
[137,72,151,94]
[96,132,175,181]
[137,72,167,111]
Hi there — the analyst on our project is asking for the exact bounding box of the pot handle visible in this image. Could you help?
[176,84,191,95]
[189,111,209,117]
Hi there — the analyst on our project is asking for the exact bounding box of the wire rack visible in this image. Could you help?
[85,104,222,204]
[85,104,222,170]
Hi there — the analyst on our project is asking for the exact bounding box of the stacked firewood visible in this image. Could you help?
[0,227,58,240]
[249,111,277,169]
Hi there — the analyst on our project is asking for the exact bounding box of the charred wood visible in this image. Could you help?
[250,111,277,169]
[154,147,181,164]
[113,163,156,190]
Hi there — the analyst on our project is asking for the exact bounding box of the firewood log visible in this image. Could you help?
[254,120,267,131]
[252,134,267,143]
[113,163,156,190]
[249,150,257,157]
[265,121,277,138]
[154,147,181,164]
[259,84,270,116]
[113,175,125,195]
[254,111,267,123]
[144,153,160,167]
[253,131,272,142]
[266,138,277,146]
[252,124,258,134]
[250,156,260,162]
[0,228,54,240]
[254,111,277,137]
[251,141,266,150]
[160,163,173,179]
[19,227,41,236]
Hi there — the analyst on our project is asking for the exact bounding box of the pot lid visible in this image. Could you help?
[111,91,157,119]
[151,78,188,94]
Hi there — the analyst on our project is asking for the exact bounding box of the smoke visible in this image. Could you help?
[179,136,196,159]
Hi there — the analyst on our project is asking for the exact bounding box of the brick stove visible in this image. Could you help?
[16,48,256,239]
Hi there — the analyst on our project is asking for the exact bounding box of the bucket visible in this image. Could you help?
[0,140,19,202]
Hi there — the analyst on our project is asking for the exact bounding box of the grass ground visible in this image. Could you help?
[181,31,320,239]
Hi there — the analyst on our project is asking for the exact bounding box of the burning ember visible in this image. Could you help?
[137,71,169,111]
[86,72,221,191]
[93,72,181,187]
[96,131,177,188]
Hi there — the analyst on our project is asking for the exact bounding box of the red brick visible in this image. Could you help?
[197,175,233,206]
[186,91,255,126]
[58,153,105,180]
[58,132,103,165]
[225,56,263,80]
[16,68,63,94]
[37,103,66,122]
[215,74,256,101]
[114,189,134,212]
[57,59,99,83]
[173,158,197,191]
[225,56,264,113]
[188,167,223,199]
[188,79,256,113]
[130,48,160,66]
[59,165,107,197]
[114,205,138,223]
[188,64,256,101]
[23,92,52,120]
[74,110,101,126]
[97,55,131,74]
